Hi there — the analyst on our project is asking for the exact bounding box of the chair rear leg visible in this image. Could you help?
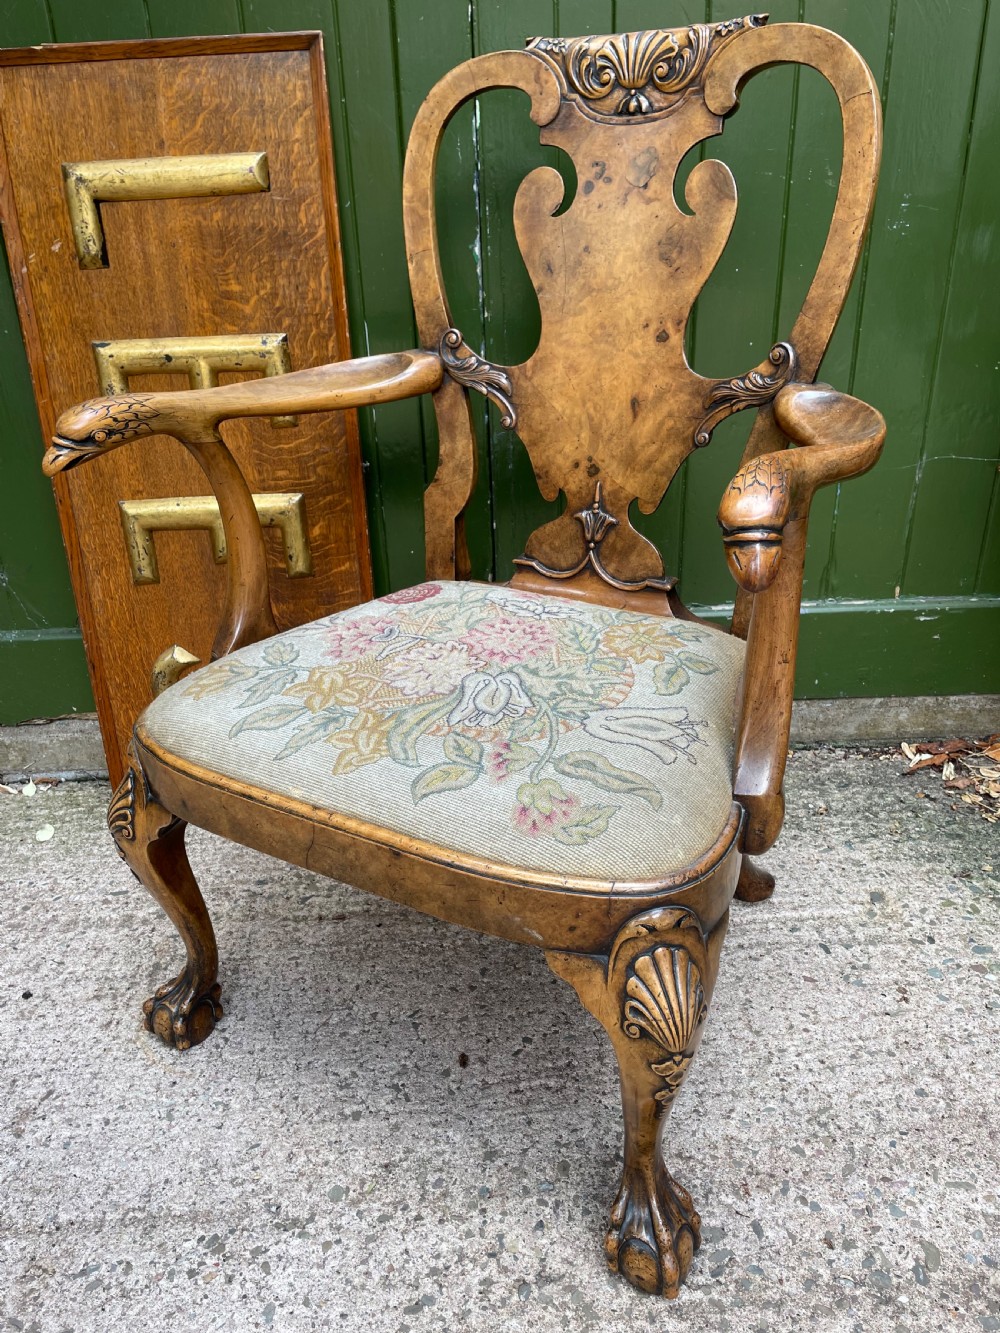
[108,744,222,1050]
[547,905,728,1297]
[735,856,775,901]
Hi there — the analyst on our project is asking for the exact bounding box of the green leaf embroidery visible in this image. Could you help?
[228,701,307,738]
[561,621,600,657]
[239,667,300,708]
[653,662,690,696]
[552,804,617,845]
[679,651,718,675]
[387,693,458,767]
[273,708,349,760]
[443,732,484,767]
[411,762,481,803]
[183,658,258,699]
[498,742,539,775]
[552,750,662,809]
[262,641,300,667]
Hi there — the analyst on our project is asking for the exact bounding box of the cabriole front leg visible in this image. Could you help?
[108,744,222,1050]
[547,905,728,1297]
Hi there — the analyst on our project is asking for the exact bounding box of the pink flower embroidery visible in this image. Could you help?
[381,640,474,697]
[323,617,398,662]
[381,583,442,604]
[463,615,557,666]
[513,780,581,835]
[488,741,514,780]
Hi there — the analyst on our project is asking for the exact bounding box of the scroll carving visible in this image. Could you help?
[694,342,797,447]
[513,481,675,593]
[527,15,767,120]
[439,328,516,428]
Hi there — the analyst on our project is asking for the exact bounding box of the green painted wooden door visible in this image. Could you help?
[2,1,998,721]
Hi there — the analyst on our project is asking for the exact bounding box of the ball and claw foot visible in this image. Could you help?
[143,972,223,1050]
[606,1159,702,1297]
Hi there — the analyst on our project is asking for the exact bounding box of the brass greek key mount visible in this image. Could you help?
[62,152,270,268]
[513,481,676,593]
[118,492,311,585]
[93,334,298,427]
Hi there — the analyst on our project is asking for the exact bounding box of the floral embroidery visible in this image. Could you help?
[381,583,443,604]
[181,582,737,847]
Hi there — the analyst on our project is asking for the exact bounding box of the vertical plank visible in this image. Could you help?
[474,0,564,580]
[328,0,425,593]
[900,0,1000,595]
[45,0,149,41]
[0,0,53,45]
[0,243,79,634]
[775,0,892,601]
[677,0,802,608]
[394,2,490,576]
[825,0,989,599]
[974,482,1000,595]
[145,0,241,36]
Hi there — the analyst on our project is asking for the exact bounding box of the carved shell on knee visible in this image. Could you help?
[623,945,707,1102]
[107,767,136,846]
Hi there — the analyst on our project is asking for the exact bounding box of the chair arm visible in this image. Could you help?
[42,349,443,663]
[43,349,443,475]
[717,383,886,853]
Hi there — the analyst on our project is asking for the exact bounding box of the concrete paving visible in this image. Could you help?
[0,748,997,1332]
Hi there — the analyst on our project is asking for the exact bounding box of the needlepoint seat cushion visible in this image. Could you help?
[139,581,746,883]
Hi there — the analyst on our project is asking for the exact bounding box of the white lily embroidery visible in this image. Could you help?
[448,671,533,727]
[581,707,706,764]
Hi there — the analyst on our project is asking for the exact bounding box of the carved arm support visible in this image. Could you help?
[43,350,443,661]
[717,383,886,853]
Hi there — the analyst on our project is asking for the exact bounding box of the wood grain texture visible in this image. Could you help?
[404,19,880,615]
[38,17,887,1301]
[0,35,371,782]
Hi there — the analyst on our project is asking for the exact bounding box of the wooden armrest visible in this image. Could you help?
[43,348,443,475]
[42,348,442,665]
[717,384,886,854]
[718,383,886,593]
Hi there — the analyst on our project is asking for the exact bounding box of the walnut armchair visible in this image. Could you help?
[44,15,885,1299]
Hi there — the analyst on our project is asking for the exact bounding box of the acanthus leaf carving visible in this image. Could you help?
[527,15,768,120]
[439,328,517,429]
[694,341,797,447]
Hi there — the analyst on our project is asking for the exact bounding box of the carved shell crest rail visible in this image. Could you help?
[527,13,768,119]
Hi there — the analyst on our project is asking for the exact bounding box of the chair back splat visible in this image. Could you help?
[404,15,881,610]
